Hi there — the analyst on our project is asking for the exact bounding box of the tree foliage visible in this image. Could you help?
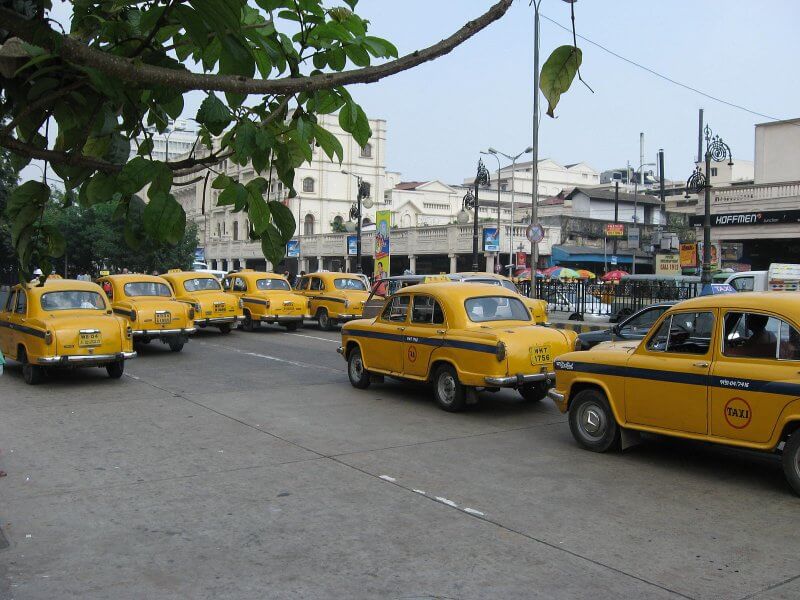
[0,148,19,283]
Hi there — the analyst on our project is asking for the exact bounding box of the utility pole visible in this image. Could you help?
[613,181,619,257]
[658,149,666,225]
[530,0,542,298]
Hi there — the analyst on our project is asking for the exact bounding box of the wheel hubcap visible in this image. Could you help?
[350,356,363,380]
[579,402,606,440]
[438,374,456,404]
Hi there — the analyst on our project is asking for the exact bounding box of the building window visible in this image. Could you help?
[711,167,718,177]
[360,143,372,158]
[303,177,315,193]
[232,221,239,241]
[216,223,221,238]
[304,214,315,236]
[582,173,588,179]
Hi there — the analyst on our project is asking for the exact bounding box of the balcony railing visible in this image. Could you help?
[713,180,800,205]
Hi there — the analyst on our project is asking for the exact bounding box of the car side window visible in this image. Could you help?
[4,291,15,313]
[222,278,231,291]
[731,277,754,292]
[310,278,323,291]
[647,312,714,354]
[297,277,310,291]
[15,291,27,315]
[779,321,800,360]
[723,312,781,359]
[646,316,672,352]
[232,277,247,292]
[411,295,445,325]
[382,295,410,322]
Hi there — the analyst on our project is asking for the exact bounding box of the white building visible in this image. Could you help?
[470,158,600,198]
[131,119,199,163]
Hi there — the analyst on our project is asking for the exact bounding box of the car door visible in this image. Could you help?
[624,310,716,434]
[402,294,446,378]
[710,311,800,443]
[364,294,409,373]
[0,290,16,355]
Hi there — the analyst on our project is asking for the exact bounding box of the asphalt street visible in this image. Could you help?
[1,323,799,599]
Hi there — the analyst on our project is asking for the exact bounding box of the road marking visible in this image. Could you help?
[464,507,485,517]
[282,332,339,344]
[412,489,426,495]
[378,475,396,482]
[198,341,341,373]
[434,496,458,508]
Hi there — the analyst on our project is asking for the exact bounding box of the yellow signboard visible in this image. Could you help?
[679,244,697,268]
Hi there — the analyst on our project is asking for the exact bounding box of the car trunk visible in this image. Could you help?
[48,312,124,357]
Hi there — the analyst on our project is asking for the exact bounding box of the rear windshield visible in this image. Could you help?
[257,279,291,291]
[465,296,530,323]
[41,291,106,311]
[183,277,221,292]
[124,282,171,297]
[334,278,366,291]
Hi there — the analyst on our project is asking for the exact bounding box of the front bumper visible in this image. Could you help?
[258,315,305,323]
[484,371,556,387]
[132,328,196,337]
[38,351,137,366]
[547,388,565,403]
[197,316,240,326]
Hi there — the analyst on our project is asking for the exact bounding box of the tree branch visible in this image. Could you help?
[0,0,513,95]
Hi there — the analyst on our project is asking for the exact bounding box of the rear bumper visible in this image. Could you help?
[258,315,305,323]
[484,371,555,387]
[336,314,361,322]
[132,328,196,337]
[197,316,240,326]
[38,351,137,366]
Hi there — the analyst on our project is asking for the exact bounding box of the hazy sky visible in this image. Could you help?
[26,1,800,185]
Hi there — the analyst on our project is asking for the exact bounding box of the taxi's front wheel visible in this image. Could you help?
[569,389,620,452]
[781,432,800,496]
[347,347,370,389]
[433,365,466,412]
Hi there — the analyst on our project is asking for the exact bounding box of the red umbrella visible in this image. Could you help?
[602,269,628,282]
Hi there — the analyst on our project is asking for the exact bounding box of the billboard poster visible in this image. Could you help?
[679,243,697,268]
[697,242,721,269]
[483,227,500,252]
[194,247,205,262]
[286,240,300,258]
[655,254,681,275]
[374,210,391,278]
[605,223,624,237]
[347,235,357,256]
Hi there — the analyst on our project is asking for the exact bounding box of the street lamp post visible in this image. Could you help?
[488,146,533,276]
[342,170,373,273]
[480,150,502,268]
[685,124,733,284]
[467,160,491,271]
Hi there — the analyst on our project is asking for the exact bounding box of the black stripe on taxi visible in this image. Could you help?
[0,320,47,339]
[346,328,497,355]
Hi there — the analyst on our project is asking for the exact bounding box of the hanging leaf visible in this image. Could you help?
[539,45,582,118]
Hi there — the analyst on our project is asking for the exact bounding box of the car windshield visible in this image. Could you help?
[256,279,290,291]
[334,278,366,291]
[124,282,171,297]
[183,277,221,292]
[41,291,106,311]
[465,296,530,322]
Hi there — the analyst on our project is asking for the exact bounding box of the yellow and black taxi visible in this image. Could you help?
[448,272,549,325]
[296,272,370,330]
[222,270,307,331]
[548,292,800,495]
[162,270,243,334]
[0,279,136,384]
[338,282,577,412]
[96,274,196,352]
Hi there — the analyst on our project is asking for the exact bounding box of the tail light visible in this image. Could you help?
[130,309,137,322]
[45,331,53,345]
[126,326,132,339]
[188,307,195,320]
[495,341,507,362]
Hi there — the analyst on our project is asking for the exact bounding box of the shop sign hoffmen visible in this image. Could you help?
[689,209,800,227]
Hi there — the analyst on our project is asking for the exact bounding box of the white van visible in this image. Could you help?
[718,263,800,292]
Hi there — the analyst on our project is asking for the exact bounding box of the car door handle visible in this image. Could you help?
[397,327,405,331]
[436,329,446,335]
[693,362,709,368]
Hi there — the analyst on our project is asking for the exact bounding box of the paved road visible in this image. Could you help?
[1,323,799,599]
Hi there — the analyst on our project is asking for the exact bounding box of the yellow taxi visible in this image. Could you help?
[0,279,136,384]
[338,282,577,412]
[448,272,549,325]
[296,272,370,330]
[222,270,307,331]
[162,270,243,334]
[548,292,800,495]
[96,274,196,352]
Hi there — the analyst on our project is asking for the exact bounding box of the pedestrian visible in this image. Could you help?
[121,268,129,274]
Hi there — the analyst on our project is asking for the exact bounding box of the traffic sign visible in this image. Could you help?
[526,223,545,243]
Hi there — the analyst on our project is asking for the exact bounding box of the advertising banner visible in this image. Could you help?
[346,235,357,256]
[374,210,391,278]
[194,247,205,262]
[286,240,300,258]
[516,251,527,269]
[605,223,625,237]
[483,227,500,252]
[679,243,697,268]
[627,227,640,250]
[697,242,721,269]
[655,254,681,275]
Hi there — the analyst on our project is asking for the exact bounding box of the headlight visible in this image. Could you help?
[188,307,195,320]
[45,331,53,345]
[495,341,507,362]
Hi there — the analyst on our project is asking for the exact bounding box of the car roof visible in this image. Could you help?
[393,281,518,300]
[228,271,286,280]
[671,292,800,313]
[21,279,104,295]
[162,271,218,282]
[310,272,361,280]
[102,274,169,284]
[450,272,513,282]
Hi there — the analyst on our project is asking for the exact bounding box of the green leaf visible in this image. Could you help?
[313,123,343,163]
[247,193,271,234]
[343,43,370,67]
[85,173,119,205]
[143,191,186,245]
[196,92,232,135]
[539,45,582,118]
[212,173,232,189]
[173,4,210,49]
[268,200,296,243]
[138,137,154,156]
[218,182,248,210]
[233,120,258,160]
[260,223,286,267]
[42,224,66,258]
[149,162,173,196]
[6,180,49,219]
[119,157,157,195]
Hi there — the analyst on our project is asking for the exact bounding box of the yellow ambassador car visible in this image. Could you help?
[448,272,549,325]
[548,293,800,495]
[339,282,577,412]
[296,272,370,331]
[96,274,195,352]
[162,270,242,334]
[222,270,307,331]
[0,279,136,384]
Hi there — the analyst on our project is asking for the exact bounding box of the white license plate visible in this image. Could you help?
[214,302,226,312]
[155,312,171,324]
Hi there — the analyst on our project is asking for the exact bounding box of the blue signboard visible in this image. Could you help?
[347,235,358,256]
[483,227,500,252]
[194,247,205,262]
[700,283,736,296]
[286,240,300,258]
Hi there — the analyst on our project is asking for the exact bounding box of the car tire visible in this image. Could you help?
[347,347,371,389]
[106,361,125,379]
[433,364,467,412]
[218,323,232,335]
[242,312,256,332]
[283,321,299,332]
[168,340,185,353]
[569,389,620,452]
[519,382,549,402]
[781,432,800,496]
[21,350,44,386]
[568,312,584,321]
[318,308,332,331]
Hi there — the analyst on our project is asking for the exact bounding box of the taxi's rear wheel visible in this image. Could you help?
[347,347,371,389]
[218,323,232,334]
[433,364,466,412]
[283,321,299,331]
[519,382,548,402]
[781,432,800,496]
[168,340,184,352]
[20,350,44,386]
[318,308,332,331]
[106,361,124,379]
[242,312,257,332]
[569,389,620,452]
